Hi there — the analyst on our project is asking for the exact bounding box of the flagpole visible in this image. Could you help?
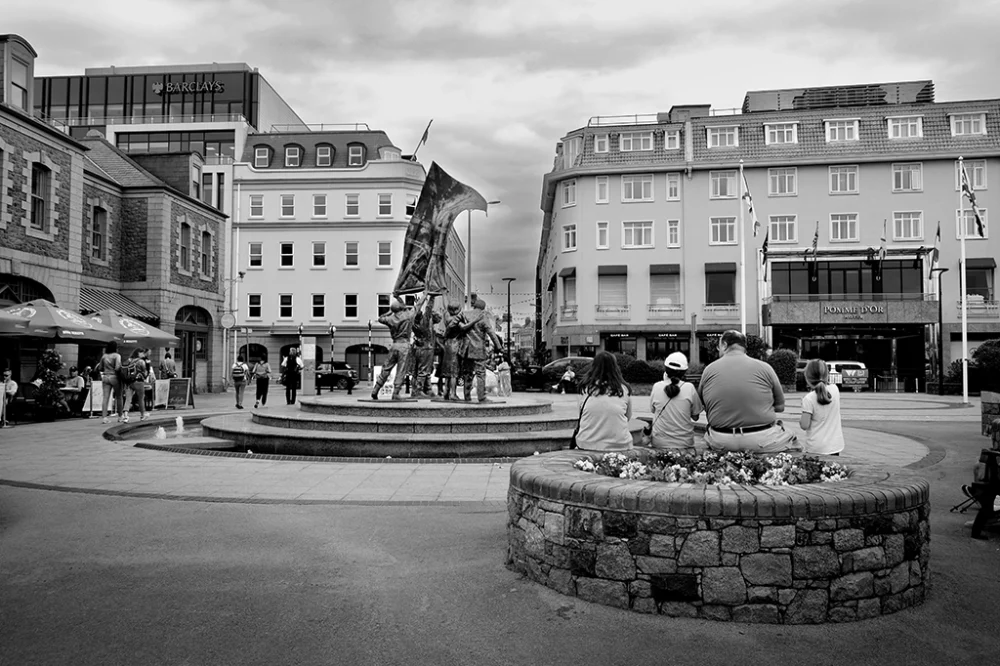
[411,119,433,160]
[958,156,969,404]
[738,160,747,334]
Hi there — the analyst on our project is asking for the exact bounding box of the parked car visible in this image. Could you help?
[796,359,868,392]
[316,361,358,391]
[542,356,594,393]
[511,365,547,392]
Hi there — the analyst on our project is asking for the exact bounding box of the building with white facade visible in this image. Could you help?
[232,128,465,380]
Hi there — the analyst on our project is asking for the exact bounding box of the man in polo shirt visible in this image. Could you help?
[698,330,800,453]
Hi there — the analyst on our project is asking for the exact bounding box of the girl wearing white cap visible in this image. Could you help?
[648,352,704,451]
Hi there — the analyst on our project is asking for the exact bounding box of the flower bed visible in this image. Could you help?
[574,451,850,486]
[507,450,930,624]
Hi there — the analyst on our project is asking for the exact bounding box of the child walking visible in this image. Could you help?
[799,359,845,456]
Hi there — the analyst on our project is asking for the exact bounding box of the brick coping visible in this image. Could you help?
[509,451,929,519]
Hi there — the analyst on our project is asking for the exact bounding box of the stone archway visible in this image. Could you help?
[238,343,268,365]
[174,305,213,393]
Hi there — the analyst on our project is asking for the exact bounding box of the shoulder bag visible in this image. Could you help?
[569,394,591,450]
[644,382,681,436]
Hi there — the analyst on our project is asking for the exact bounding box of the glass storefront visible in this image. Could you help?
[771,260,923,300]
[115,130,236,161]
[645,334,690,361]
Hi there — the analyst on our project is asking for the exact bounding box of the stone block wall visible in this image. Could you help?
[120,197,148,282]
[507,451,931,624]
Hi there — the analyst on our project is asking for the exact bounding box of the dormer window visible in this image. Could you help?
[254,147,270,168]
[284,146,301,167]
[887,116,922,139]
[825,119,859,142]
[765,122,798,145]
[316,145,333,166]
[348,145,364,166]
[950,112,987,137]
[707,126,739,148]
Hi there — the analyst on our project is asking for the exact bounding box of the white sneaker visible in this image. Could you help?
[140,414,149,421]
[122,414,130,423]
[102,417,110,425]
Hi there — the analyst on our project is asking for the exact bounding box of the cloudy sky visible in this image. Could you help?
[10,0,1000,322]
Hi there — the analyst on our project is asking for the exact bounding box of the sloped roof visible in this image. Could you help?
[79,132,170,188]
[240,130,397,168]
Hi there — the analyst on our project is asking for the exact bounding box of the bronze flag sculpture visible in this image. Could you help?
[393,162,487,296]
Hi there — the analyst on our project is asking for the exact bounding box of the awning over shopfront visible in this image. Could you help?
[79,287,158,323]
[705,262,737,273]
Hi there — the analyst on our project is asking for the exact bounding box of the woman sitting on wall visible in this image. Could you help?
[573,350,633,452]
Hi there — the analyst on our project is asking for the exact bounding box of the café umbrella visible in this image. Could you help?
[85,309,179,347]
[0,309,30,335]
[3,300,121,343]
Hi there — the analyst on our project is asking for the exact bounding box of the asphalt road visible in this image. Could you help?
[2,419,998,666]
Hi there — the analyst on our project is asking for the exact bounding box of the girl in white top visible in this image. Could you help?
[649,352,704,451]
[575,351,633,452]
[799,359,845,455]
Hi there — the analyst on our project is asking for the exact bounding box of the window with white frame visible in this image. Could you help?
[344,294,359,319]
[313,194,327,217]
[406,194,417,216]
[955,160,987,190]
[765,123,798,145]
[621,174,653,202]
[892,163,922,192]
[316,145,332,167]
[825,119,859,142]
[830,213,859,241]
[345,193,360,217]
[956,208,988,239]
[345,241,359,267]
[622,221,653,248]
[378,241,392,267]
[664,130,680,150]
[247,294,261,319]
[312,294,325,319]
[707,126,738,148]
[619,131,653,151]
[562,137,581,168]
[667,220,680,247]
[253,147,269,167]
[768,167,797,196]
[596,221,609,249]
[769,215,797,243]
[279,242,294,267]
[893,211,923,240]
[348,145,363,166]
[279,294,293,319]
[562,179,577,207]
[377,294,391,317]
[280,194,294,217]
[91,207,108,261]
[951,113,987,137]
[710,170,737,198]
[829,165,859,194]
[594,134,609,153]
[709,217,736,245]
[887,116,922,139]
[563,224,577,251]
[249,194,263,218]
[595,176,609,204]
[285,146,300,167]
[378,193,392,216]
[313,241,326,267]
[667,173,680,201]
[248,242,262,267]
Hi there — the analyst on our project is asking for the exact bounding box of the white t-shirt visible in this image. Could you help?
[801,384,845,455]
[576,388,633,452]
[649,380,704,450]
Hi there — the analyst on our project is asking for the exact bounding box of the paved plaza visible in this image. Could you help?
[2,390,997,665]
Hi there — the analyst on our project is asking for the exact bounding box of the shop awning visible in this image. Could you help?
[650,264,680,275]
[598,265,627,276]
[965,258,997,269]
[558,267,576,278]
[79,287,159,322]
[705,262,737,274]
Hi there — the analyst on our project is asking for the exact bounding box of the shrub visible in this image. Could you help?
[687,361,705,376]
[767,349,799,386]
[745,334,770,361]
[972,339,1000,391]
[34,349,66,410]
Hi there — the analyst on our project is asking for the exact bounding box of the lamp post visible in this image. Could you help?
[930,267,949,396]
[467,199,501,304]
[503,277,516,360]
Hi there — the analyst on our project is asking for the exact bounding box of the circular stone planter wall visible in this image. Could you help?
[506,451,930,624]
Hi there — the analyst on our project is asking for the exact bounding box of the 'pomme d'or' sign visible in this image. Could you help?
[823,305,885,315]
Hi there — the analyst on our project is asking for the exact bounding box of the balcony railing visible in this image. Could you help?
[49,113,249,127]
[595,304,630,319]
[560,304,578,321]
[956,299,999,317]
[703,303,740,319]
[765,293,935,303]
[648,303,684,319]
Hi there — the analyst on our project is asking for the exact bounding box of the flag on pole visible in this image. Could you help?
[419,119,433,148]
[741,170,760,237]
[960,165,986,237]
[806,221,819,260]
[761,230,769,280]
[878,219,887,262]
[931,221,941,267]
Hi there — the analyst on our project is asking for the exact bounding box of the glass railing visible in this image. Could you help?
[49,113,249,127]
[765,293,935,303]
[595,304,630,318]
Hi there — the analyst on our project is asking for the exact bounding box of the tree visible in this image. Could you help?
[767,349,799,387]
[745,334,770,361]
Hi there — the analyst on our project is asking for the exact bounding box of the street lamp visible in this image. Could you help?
[930,267,949,396]
[467,200,501,304]
[503,277,516,360]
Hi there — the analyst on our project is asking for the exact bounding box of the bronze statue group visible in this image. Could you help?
[370,292,504,402]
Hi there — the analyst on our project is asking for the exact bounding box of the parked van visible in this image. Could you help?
[827,361,868,392]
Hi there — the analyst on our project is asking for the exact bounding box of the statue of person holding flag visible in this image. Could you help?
[370,296,416,401]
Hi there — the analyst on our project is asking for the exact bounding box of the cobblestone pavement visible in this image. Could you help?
[0,390,974,504]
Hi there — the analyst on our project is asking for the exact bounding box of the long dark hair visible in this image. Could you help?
[580,351,629,398]
[104,341,118,354]
[664,367,686,399]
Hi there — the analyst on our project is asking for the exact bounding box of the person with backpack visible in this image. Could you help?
[252,353,272,409]
[281,348,303,405]
[648,352,704,451]
[98,341,124,424]
[120,348,149,423]
[231,354,250,409]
